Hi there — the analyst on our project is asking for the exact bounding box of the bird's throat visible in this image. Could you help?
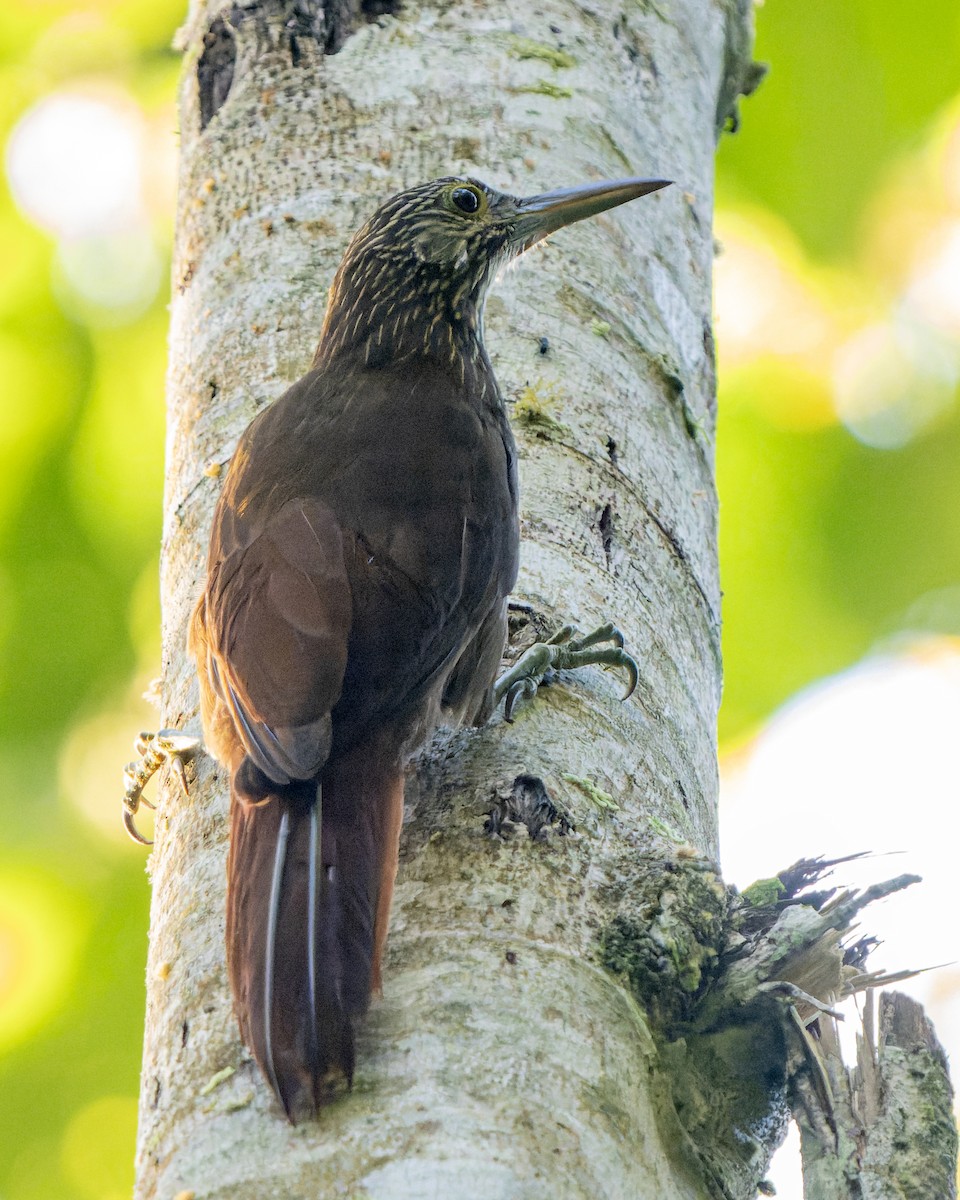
[315,294,499,406]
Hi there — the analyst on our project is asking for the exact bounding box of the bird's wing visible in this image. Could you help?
[203,496,352,784]
[201,359,517,762]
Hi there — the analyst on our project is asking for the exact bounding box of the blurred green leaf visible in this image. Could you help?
[720,0,960,259]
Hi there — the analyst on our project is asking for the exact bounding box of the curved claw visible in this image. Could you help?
[169,754,191,800]
[123,807,154,846]
[619,651,639,701]
[577,645,638,701]
[504,677,538,722]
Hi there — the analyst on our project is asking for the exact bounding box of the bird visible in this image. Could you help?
[178,173,669,1120]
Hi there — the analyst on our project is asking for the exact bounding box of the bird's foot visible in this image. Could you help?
[122,730,200,845]
[494,622,638,721]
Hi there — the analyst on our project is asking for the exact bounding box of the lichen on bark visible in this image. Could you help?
[596,852,955,1200]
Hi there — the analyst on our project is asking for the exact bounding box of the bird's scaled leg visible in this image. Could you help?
[494,621,639,721]
[122,729,201,845]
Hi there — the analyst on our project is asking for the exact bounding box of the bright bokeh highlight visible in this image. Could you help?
[6,85,171,321]
[6,90,146,239]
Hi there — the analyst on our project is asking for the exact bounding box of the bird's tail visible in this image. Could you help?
[226,745,404,1120]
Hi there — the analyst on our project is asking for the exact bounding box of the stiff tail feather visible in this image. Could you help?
[225,745,404,1120]
[261,804,289,1102]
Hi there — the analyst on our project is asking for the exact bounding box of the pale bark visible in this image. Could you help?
[132,2,806,1197]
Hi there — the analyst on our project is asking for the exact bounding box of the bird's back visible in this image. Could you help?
[207,351,518,760]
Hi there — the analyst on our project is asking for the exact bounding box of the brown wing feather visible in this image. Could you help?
[204,497,352,783]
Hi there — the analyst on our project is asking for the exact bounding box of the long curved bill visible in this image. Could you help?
[510,177,672,252]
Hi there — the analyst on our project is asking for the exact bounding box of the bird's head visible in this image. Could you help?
[316,174,671,369]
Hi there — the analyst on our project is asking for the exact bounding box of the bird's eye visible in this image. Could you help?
[450,186,481,214]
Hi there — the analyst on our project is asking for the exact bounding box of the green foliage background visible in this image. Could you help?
[0,2,958,1195]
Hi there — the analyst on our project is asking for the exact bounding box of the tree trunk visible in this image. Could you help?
[794,989,957,1199]
[132,2,794,1197]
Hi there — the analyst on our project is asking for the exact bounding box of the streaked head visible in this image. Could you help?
[317,174,671,366]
